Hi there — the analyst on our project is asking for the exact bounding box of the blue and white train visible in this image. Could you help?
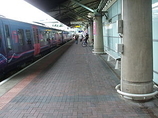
[0,16,72,77]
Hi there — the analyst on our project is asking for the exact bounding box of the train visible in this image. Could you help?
[0,16,73,78]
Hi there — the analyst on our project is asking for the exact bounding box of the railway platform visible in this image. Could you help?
[0,41,158,118]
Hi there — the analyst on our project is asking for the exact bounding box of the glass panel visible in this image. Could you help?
[152,0,158,84]
[118,0,122,14]
[102,0,122,58]
[112,2,117,17]
[25,30,31,40]
[17,29,25,45]
[5,25,11,49]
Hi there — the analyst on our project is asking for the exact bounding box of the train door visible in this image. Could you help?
[0,20,7,70]
[32,25,40,55]
[2,22,14,64]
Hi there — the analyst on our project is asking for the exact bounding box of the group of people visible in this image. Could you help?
[73,33,89,44]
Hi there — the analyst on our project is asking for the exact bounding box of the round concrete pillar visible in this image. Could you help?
[121,0,153,95]
[93,14,104,54]
[88,21,94,46]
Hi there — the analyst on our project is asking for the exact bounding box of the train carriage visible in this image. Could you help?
[0,16,72,77]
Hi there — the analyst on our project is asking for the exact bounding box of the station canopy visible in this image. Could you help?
[24,0,108,28]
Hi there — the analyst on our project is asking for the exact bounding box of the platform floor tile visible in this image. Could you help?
[0,43,158,118]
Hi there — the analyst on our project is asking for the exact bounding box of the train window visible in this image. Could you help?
[40,31,45,41]
[5,25,10,37]
[43,31,47,41]
[25,30,31,40]
[17,29,25,45]
[25,30,32,44]
[5,25,12,49]
[52,32,56,40]
[51,32,55,40]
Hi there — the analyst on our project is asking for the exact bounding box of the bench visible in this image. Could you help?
[106,50,121,69]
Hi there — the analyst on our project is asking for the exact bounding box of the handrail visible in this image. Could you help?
[115,84,158,100]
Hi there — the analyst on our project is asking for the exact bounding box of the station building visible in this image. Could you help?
[84,0,158,100]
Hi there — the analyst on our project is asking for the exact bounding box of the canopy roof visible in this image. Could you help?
[25,0,108,27]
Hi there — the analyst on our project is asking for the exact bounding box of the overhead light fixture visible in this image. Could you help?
[87,12,94,18]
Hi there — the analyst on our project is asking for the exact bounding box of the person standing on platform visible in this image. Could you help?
[80,34,84,42]
[75,34,79,44]
[84,33,89,44]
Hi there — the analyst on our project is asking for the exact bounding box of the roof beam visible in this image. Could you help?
[58,5,91,21]
[71,0,95,13]
[97,0,108,12]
